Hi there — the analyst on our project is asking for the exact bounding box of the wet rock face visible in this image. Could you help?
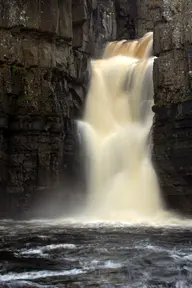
[137,0,158,37]
[0,0,119,219]
[153,0,192,215]
[114,0,136,40]
[114,0,155,40]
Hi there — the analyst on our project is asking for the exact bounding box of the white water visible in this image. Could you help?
[0,269,85,282]
[75,32,168,223]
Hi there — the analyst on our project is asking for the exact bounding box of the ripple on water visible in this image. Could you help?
[0,269,85,282]
[19,243,77,257]
[1,220,192,287]
[82,259,122,270]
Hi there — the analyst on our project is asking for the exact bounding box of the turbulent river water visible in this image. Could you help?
[1,220,192,288]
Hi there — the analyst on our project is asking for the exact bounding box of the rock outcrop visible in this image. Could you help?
[0,0,118,218]
[153,0,192,215]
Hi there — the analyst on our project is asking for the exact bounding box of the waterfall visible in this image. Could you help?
[76,32,166,222]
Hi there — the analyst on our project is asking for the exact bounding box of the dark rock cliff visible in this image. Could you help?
[0,0,159,219]
[153,0,192,216]
[0,0,116,218]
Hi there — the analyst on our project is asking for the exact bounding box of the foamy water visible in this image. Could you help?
[1,220,192,287]
[0,269,85,282]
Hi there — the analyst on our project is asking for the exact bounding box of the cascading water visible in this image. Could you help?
[102,32,153,59]
[76,32,165,222]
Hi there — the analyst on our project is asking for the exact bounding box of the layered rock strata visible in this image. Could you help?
[153,0,192,215]
[0,0,118,218]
